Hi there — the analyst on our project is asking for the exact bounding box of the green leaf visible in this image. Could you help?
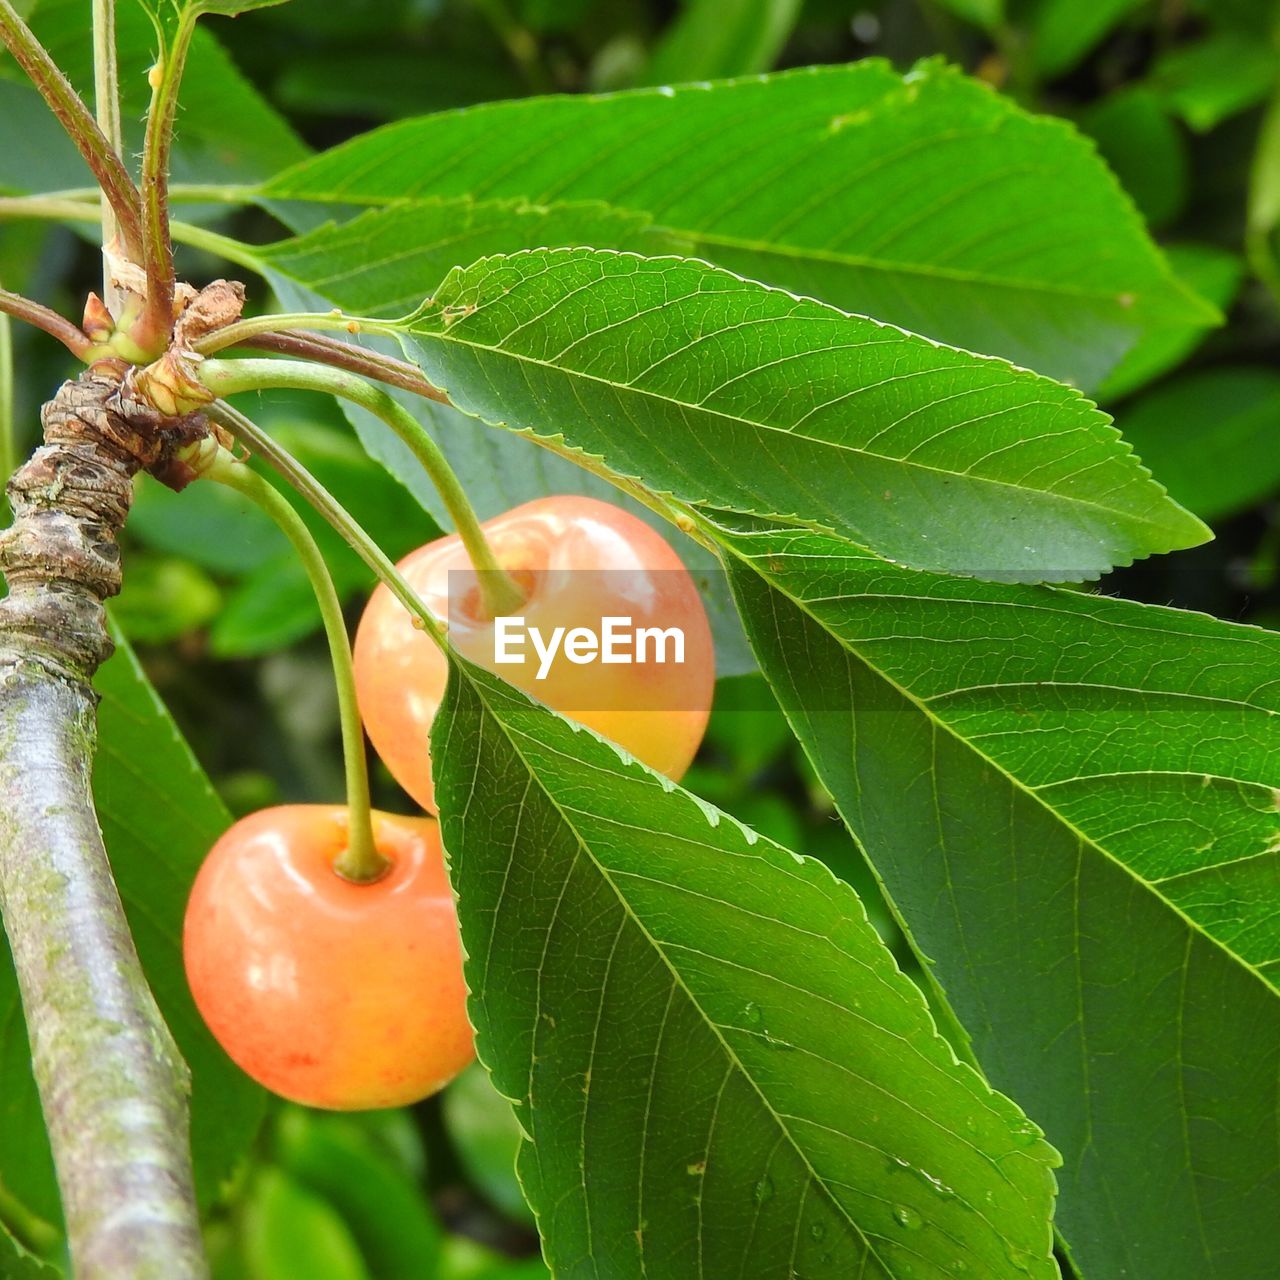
[434,657,1061,1279]
[210,554,321,657]
[1080,87,1187,230]
[707,513,1280,1280]
[268,419,436,577]
[437,1238,547,1280]
[0,981,51,1222]
[392,247,1207,582]
[1026,0,1145,78]
[0,1224,58,1280]
[930,0,1003,29]
[267,260,755,676]
[443,1064,534,1227]
[191,0,289,14]
[137,420,435,656]
[94,632,265,1203]
[274,1109,444,1279]
[112,554,222,644]
[1116,367,1280,522]
[257,197,661,316]
[1096,243,1243,403]
[0,80,86,194]
[1187,0,1280,36]
[134,0,293,50]
[637,0,803,86]
[261,60,1209,388]
[0,630,263,1223]
[1149,33,1280,132]
[129,472,287,575]
[242,1168,370,1280]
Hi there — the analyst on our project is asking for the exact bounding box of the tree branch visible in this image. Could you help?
[0,367,208,1279]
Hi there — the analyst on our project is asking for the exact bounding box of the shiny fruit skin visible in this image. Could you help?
[183,805,472,1110]
[354,495,715,812]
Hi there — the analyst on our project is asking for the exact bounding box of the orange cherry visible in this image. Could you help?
[354,496,715,812]
[183,805,472,1110]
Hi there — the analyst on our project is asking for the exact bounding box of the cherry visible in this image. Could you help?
[183,805,472,1110]
[354,496,715,812]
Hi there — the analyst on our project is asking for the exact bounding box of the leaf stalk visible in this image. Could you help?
[200,357,526,617]
[199,445,388,884]
[207,401,448,650]
[0,287,92,358]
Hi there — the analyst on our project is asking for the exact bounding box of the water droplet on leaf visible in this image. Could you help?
[892,1204,923,1231]
[1002,1242,1036,1274]
[1012,1120,1040,1147]
[754,1176,774,1204]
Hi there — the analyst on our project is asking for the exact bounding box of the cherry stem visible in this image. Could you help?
[192,310,407,357]
[0,287,92,358]
[0,1,142,255]
[200,356,528,618]
[207,401,450,651]
[136,14,202,355]
[238,330,451,404]
[201,446,389,885]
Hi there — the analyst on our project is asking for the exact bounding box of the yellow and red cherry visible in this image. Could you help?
[183,805,472,1110]
[354,495,715,812]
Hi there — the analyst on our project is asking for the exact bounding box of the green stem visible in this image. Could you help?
[207,401,448,650]
[92,0,124,313]
[0,194,102,223]
[193,310,406,355]
[0,195,264,275]
[200,357,527,617]
[136,14,201,353]
[201,448,388,884]
[165,181,259,205]
[166,219,264,271]
[14,181,257,206]
[238,330,450,404]
[0,1,142,254]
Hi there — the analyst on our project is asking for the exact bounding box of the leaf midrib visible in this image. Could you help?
[254,182,1185,316]
[461,667,897,1277]
[724,539,1280,998]
[406,301,1181,536]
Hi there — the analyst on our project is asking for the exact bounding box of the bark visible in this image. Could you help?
[0,365,208,1279]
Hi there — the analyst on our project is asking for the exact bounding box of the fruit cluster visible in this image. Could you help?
[184,497,713,1109]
